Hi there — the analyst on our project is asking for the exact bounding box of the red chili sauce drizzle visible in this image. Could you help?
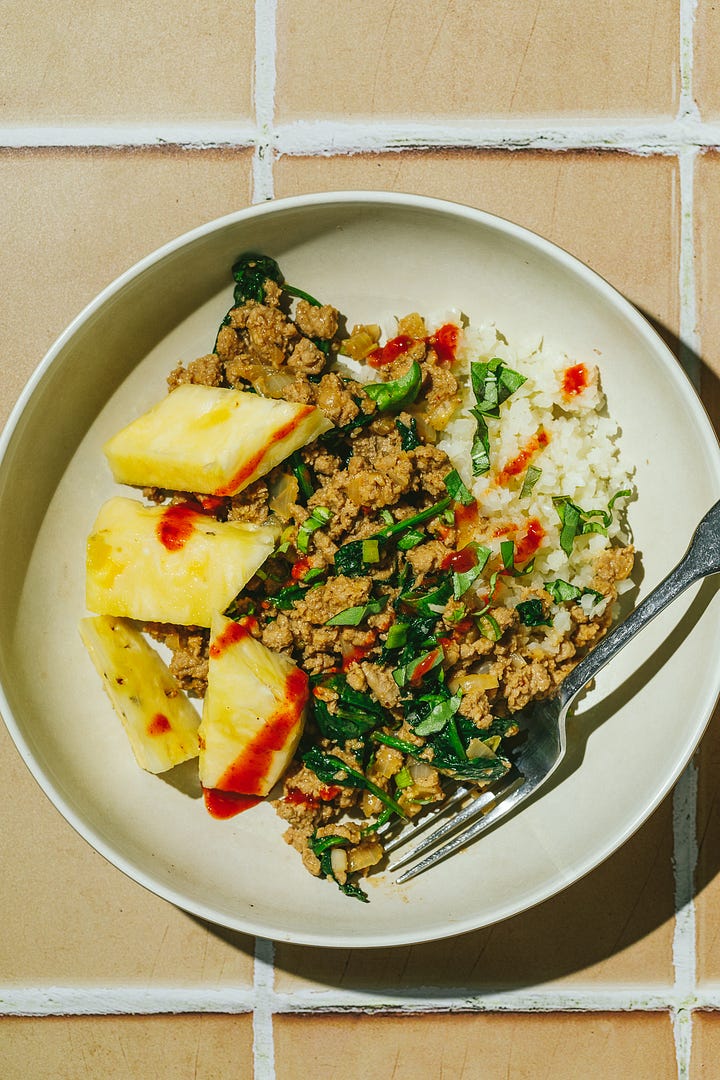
[156,504,200,552]
[367,323,460,369]
[209,617,257,659]
[214,407,315,496]
[441,544,478,572]
[562,362,589,398]
[409,646,443,685]
[341,631,377,672]
[291,557,311,581]
[514,517,545,564]
[203,789,262,818]
[204,668,310,819]
[495,430,549,487]
[147,712,171,736]
[284,784,340,808]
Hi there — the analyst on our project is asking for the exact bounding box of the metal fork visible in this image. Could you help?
[388,497,720,884]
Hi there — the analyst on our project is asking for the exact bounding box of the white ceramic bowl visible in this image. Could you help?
[2,192,719,948]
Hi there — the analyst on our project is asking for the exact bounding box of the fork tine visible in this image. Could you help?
[380,784,472,855]
[388,772,524,873]
[394,779,535,884]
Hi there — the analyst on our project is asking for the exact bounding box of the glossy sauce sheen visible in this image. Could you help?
[203,789,262,818]
[514,517,545,564]
[562,362,589,397]
[495,430,549,486]
[367,323,460,368]
[214,407,315,496]
[156,504,200,552]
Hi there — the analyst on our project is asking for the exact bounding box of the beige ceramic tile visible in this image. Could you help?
[274,150,680,343]
[691,1012,720,1077]
[695,4,720,120]
[0,1,254,124]
[0,719,254,986]
[694,151,720,381]
[275,1012,677,1080]
[693,702,720,984]
[0,1014,253,1080]
[275,797,674,993]
[275,0,679,121]
[0,147,253,426]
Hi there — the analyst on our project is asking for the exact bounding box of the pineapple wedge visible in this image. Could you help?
[86,496,278,626]
[199,614,309,797]
[103,384,333,496]
[79,615,200,774]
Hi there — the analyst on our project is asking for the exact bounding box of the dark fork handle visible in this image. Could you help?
[558,498,720,710]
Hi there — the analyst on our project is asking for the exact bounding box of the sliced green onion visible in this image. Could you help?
[297,506,332,554]
[362,538,381,563]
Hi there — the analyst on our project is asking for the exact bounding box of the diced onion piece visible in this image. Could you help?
[330,847,348,876]
[466,738,498,761]
[449,672,499,694]
[347,841,384,874]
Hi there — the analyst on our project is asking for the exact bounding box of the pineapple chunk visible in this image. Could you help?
[79,615,200,774]
[86,496,278,626]
[199,614,309,797]
[103,384,333,496]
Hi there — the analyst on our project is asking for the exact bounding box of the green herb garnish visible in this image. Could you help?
[516,599,552,627]
[443,469,475,506]
[325,599,386,626]
[520,465,542,498]
[302,747,407,818]
[365,360,423,414]
[297,506,332,554]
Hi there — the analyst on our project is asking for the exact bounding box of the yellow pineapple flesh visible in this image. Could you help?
[79,615,200,774]
[199,613,309,797]
[86,496,278,626]
[103,384,332,496]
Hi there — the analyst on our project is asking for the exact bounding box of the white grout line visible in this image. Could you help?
[673,3,701,1075]
[0,123,257,148]
[253,938,277,1080]
[0,983,711,1016]
[252,0,278,203]
[271,116,720,156]
[2,116,720,155]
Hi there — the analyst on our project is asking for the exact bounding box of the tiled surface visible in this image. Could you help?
[275,1,679,120]
[274,1013,678,1080]
[0,1015,254,1079]
[0,2,255,124]
[1,1,720,1078]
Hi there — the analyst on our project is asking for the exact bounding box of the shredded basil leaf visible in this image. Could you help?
[516,598,552,627]
[325,599,385,626]
[520,465,542,498]
[412,692,462,737]
[443,469,475,506]
[544,579,604,604]
[396,416,421,450]
[397,529,425,551]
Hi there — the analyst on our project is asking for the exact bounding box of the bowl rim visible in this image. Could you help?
[2,189,720,949]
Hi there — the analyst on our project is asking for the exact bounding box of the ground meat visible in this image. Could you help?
[316,372,367,426]
[145,625,210,697]
[502,658,553,712]
[406,539,451,577]
[288,337,327,375]
[294,300,339,340]
[592,545,635,596]
[410,443,455,497]
[227,479,270,524]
